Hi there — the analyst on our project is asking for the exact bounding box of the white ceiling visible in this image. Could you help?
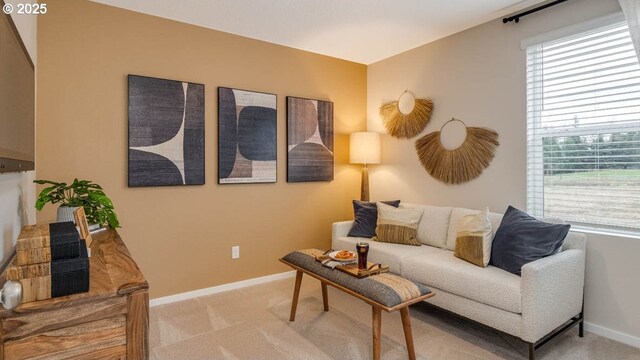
[91,0,547,64]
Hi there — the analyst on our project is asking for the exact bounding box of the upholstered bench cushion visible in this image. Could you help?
[282,250,431,308]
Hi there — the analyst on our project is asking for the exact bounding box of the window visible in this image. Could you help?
[526,17,640,234]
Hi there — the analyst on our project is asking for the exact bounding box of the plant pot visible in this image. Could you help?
[57,206,104,230]
[56,205,80,223]
[89,223,107,233]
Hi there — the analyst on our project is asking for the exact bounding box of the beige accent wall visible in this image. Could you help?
[36,0,366,298]
[367,0,640,341]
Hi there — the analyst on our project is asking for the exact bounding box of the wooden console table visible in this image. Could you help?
[0,229,149,360]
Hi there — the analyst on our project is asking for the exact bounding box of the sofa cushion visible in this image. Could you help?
[402,248,522,313]
[446,207,503,251]
[454,208,493,267]
[333,236,440,274]
[401,204,451,248]
[373,202,423,246]
[490,206,570,276]
[347,200,401,238]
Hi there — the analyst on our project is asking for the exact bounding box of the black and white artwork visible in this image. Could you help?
[128,75,205,187]
[287,96,334,182]
[218,87,277,184]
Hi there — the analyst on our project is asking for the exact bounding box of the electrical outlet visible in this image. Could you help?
[232,246,240,259]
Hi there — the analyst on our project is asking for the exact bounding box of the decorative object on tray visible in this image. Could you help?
[379,90,434,139]
[349,132,380,201]
[312,249,389,278]
[415,118,499,184]
[287,96,334,182]
[6,222,90,303]
[356,242,369,269]
[128,74,205,187]
[328,250,357,262]
[34,178,120,229]
[218,87,277,184]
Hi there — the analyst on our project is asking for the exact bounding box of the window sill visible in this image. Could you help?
[571,226,640,240]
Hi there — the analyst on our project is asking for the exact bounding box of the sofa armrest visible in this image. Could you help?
[332,221,354,242]
[521,247,586,343]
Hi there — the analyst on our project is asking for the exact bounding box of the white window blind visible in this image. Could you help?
[526,20,640,233]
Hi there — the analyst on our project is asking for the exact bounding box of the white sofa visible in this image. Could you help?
[332,204,586,357]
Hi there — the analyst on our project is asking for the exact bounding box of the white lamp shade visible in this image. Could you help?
[350,132,381,164]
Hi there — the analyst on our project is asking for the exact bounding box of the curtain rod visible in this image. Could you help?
[503,0,568,24]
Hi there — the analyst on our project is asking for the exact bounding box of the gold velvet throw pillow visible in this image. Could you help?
[454,208,493,267]
[373,202,423,246]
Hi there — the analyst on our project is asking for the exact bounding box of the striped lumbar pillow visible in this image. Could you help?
[372,202,423,246]
[454,208,493,267]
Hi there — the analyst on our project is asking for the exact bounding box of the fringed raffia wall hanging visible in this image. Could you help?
[415,118,499,185]
[379,90,433,139]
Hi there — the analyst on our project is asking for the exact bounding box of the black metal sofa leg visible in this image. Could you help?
[579,320,584,337]
[528,343,535,360]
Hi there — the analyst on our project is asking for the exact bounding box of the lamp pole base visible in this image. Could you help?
[361,165,369,201]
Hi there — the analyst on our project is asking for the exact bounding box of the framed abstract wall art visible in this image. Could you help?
[286,96,334,182]
[128,75,205,187]
[218,87,277,184]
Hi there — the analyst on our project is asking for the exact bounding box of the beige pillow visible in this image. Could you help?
[454,207,493,267]
[373,202,423,246]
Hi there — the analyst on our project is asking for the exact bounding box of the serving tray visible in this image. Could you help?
[314,253,389,278]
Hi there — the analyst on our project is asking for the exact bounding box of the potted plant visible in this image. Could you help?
[34,178,120,229]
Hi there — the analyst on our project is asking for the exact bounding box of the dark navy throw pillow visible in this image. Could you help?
[347,200,401,238]
[490,206,570,276]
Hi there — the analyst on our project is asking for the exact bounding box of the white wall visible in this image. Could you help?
[0,0,37,269]
[367,0,640,346]
[0,173,35,268]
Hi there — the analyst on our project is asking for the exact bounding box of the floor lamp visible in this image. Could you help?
[350,132,381,201]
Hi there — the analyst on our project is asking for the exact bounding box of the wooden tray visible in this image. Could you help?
[314,254,389,278]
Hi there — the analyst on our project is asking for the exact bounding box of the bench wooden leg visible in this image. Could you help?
[321,282,329,311]
[372,306,382,360]
[400,307,416,360]
[289,270,303,321]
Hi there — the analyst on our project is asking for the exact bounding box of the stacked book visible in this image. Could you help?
[6,222,90,302]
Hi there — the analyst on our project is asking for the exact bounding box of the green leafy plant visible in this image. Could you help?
[34,178,120,228]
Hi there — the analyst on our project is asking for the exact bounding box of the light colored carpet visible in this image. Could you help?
[150,276,640,359]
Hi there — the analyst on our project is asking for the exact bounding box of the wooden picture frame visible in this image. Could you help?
[73,207,93,247]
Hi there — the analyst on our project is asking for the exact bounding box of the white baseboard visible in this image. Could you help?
[149,270,296,307]
[585,322,640,349]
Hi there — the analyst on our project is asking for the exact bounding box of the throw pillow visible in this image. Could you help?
[454,207,493,267]
[490,206,570,275]
[372,202,423,246]
[348,200,401,238]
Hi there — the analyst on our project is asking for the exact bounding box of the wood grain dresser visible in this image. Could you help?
[0,229,149,360]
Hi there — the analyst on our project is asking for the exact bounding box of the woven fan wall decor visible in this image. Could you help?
[379,90,433,139]
[415,118,499,184]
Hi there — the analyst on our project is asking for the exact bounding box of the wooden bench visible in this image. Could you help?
[280,249,434,360]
